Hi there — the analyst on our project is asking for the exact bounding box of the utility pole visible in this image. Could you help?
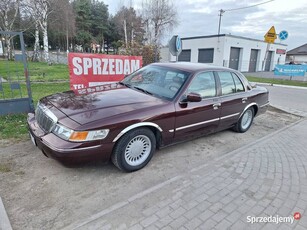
[217,1,274,36]
[218,9,225,35]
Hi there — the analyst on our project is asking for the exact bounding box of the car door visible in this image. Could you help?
[216,71,248,131]
[174,71,221,141]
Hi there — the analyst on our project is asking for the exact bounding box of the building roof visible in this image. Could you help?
[287,43,307,55]
[181,34,287,46]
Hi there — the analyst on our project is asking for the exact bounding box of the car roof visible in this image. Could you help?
[151,62,234,72]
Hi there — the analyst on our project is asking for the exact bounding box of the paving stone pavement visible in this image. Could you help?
[61,118,307,230]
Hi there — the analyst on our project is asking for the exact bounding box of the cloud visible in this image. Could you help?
[105,0,307,49]
[189,7,212,14]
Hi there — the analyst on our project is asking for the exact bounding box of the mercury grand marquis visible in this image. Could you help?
[28,62,269,172]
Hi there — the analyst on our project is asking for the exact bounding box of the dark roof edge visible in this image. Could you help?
[287,43,307,54]
[181,34,287,46]
[181,34,226,40]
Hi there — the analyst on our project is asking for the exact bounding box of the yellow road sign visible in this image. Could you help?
[264,26,277,43]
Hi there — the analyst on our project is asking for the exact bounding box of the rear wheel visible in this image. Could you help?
[233,107,254,133]
[112,128,156,172]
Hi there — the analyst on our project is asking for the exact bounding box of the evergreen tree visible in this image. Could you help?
[90,0,109,46]
[73,0,92,50]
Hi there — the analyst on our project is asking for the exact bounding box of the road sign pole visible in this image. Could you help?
[262,43,270,71]
[169,35,182,62]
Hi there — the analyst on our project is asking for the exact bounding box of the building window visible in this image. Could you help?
[178,50,191,62]
[198,48,214,63]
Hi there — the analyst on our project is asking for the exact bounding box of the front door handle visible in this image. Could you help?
[213,103,221,110]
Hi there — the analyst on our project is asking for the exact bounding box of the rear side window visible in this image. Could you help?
[218,71,245,95]
[218,72,236,95]
[231,73,245,92]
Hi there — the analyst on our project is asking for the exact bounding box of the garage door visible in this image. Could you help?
[178,50,191,62]
[249,49,258,72]
[229,47,240,70]
[198,48,214,63]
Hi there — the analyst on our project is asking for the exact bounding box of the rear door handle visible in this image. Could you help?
[242,97,248,103]
[213,103,221,110]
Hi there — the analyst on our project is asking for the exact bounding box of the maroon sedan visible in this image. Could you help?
[28,62,269,172]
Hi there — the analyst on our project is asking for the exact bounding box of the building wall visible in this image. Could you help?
[180,36,225,66]
[223,36,287,71]
[289,55,307,63]
[160,47,171,63]
[161,35,287,72]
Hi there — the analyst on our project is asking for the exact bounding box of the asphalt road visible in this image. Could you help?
[264,85,307,117]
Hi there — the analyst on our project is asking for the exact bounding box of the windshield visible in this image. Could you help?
[121,65,190,100]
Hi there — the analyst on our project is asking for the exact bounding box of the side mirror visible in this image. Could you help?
[250,82,257,88]
[186,92,202,102]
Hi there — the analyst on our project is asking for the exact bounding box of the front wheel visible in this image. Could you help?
[233,107,254,133]
[112,128,156,172]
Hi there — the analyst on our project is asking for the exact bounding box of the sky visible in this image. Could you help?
[104,0,307,50]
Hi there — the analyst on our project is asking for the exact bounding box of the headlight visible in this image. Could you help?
[52,124,109,142]
[53,124,73,140]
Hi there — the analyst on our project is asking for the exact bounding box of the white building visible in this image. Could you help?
[161,34,287,72]
[286,43,307,64]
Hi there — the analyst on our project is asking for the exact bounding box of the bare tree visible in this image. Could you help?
[141,0,178,61]
[48,0,75,52]
[25,0,53,62]
[32,19,40,61]
[36,0,51,62]
[0,0,20,59]
[114,6,144,48]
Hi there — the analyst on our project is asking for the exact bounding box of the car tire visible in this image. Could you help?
[112,128,156,172]
[233,107,254,133]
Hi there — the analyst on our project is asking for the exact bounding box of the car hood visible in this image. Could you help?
[44,87,167,125]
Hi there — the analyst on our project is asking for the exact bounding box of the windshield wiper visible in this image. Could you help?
[118,82,131,88]
[133,86,153,95]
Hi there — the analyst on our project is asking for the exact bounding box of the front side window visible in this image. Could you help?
[121,65,190,100]
[187,72,216,98]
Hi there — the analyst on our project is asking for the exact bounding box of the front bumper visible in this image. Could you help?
[27,113,114,166]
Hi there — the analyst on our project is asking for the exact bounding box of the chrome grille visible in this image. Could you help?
[35,104,57,133]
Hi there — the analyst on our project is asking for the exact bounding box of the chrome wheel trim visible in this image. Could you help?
[124,135,152,166]
[241,109,253,130]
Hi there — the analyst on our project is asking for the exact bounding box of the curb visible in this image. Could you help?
[270,104,307,118]
[0,197,12,230]
[252,82,307,90]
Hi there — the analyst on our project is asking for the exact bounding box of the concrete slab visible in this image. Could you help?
[61,118,307,229]
[0,197,12,230]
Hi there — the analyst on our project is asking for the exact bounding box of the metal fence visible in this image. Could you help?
[0,31,34,115]
[27,50,68,64]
